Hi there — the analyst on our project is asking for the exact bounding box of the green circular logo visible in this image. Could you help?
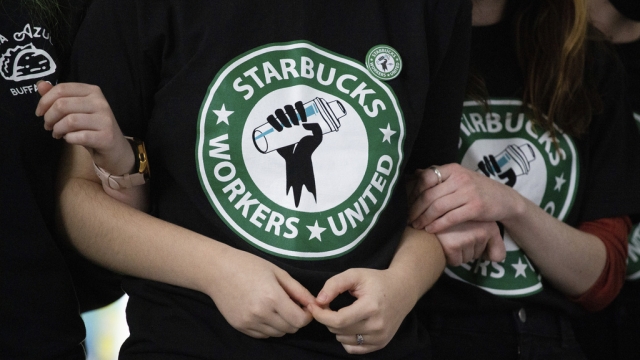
[365,45,402,81]
[196,41,405,260]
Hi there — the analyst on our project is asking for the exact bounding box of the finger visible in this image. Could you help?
[316,270,359,307]
[438,236,465,267]
[272,296,313,331]
[443,249,464,267]
[36,82,97,117]
[243,323,286,339]
[277,271,317,308]
[342,344,380,355]
[407,168,437,206]
[262,310,302,335]
[335,333,382,346]
[60,129,114,149]
[412,186,466,230]
[275,272,316,329]
[461,244,475,264]
[311,299,369,330]
[423,202,476,234]
[408,173,461,226]
[50,113,106,140]
[42,97,104,133]
[484,232,507,263]
[36,80,53,97]
[473,232,489,261]
[324,316,368,336]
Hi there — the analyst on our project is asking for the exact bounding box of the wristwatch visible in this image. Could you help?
[93,137,150,190]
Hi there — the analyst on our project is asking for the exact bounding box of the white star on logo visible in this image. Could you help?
[554,173,567,191]
[213,104,234,125]
[306,220,326,242]
[379,124,396,143]
[512,257,528,278]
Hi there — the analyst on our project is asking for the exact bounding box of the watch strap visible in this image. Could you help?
[94,162,147,190]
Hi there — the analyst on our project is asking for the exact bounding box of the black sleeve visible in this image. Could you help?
[579,52,640,221]
[404,0,472,172]
[69,0,156,139]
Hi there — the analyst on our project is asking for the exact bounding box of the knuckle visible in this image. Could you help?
[65,114,79,129]
[75,131,89,144]
[431,199,445,215]
[51,85,64,98]
[52,98,67,112]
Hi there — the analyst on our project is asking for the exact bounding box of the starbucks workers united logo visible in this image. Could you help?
[445,100,579,297]
[196,41,405,260]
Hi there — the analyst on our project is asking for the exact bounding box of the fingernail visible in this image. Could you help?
[317,292,327,304]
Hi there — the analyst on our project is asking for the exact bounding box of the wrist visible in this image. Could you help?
[93,137,149,190]
[501,191,529,228]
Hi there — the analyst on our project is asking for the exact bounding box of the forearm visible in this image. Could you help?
[57,144,230,294]
[503,196,607,296]
[387,226,446,303]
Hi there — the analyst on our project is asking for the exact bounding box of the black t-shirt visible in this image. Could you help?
[420,20,640,318]
[1,0,124,357]
[616,40,640,125]
[71,0,471,358]
[616,40,640,280]
[0,0,85,358]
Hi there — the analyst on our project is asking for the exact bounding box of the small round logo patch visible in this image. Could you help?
[366,45,402,81]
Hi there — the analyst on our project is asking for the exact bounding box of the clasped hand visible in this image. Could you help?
[207,249,415,355]
[407,163,512,266]
[35,82,133,176]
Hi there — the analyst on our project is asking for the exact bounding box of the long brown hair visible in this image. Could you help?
[515,0,601,137]
[471,0,602,138]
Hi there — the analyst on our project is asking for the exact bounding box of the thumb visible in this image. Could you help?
[316,269,360,306]
[36,80,53,96]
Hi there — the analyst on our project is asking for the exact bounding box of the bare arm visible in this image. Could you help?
[57,143,316,338]
[408,163,606,296]
[499,195,606,296]
[589,0,640,44]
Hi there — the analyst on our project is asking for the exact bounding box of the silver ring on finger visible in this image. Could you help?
[428,165,443,185]
[356,334,364,345]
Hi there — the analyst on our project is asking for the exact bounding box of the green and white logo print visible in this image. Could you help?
[628,222,640,280]
[365,45,402,81]
[196,41,405,260]
[444,100,579,297]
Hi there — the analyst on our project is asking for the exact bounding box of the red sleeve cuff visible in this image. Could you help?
[569,216,631,312]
